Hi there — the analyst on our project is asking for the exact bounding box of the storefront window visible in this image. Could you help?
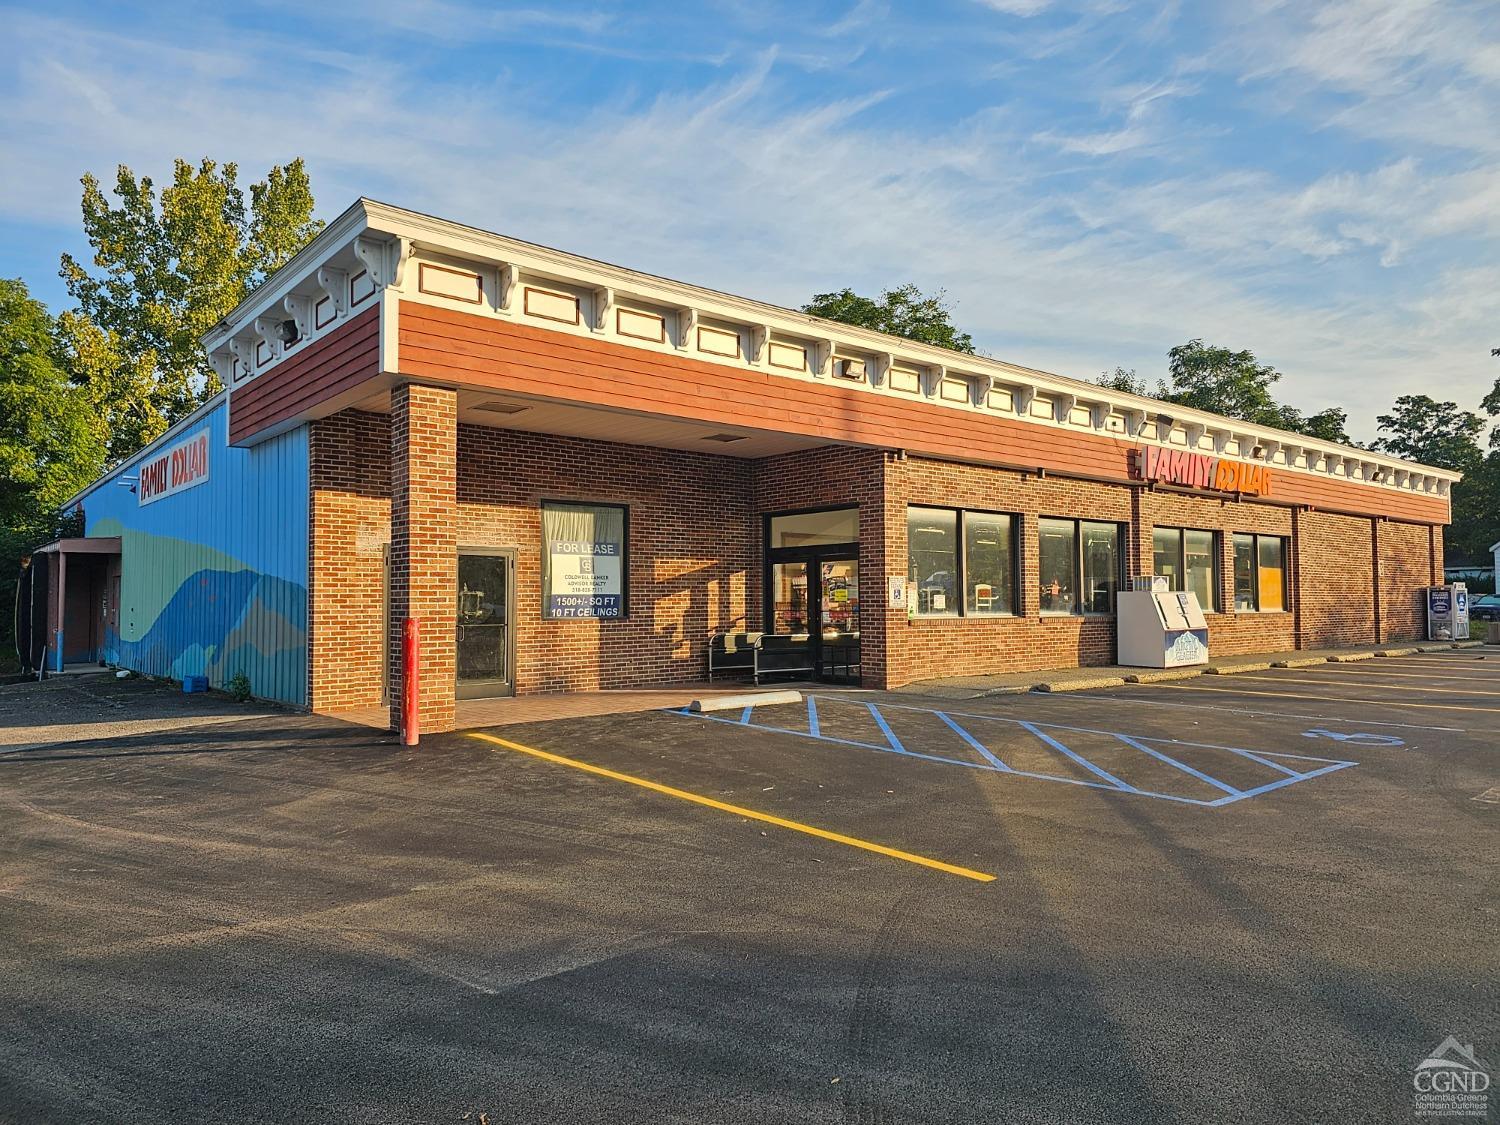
[1152,527,1219,611]
[1258,536,1286,612]
[769,507,859,548]
[1040,519,1120,615]
[1081,522,1120,615]
[964,512,1016,615]
[1234,533,1287,612]
[541,501,627,619]
[908,507,959,616]
[1038,518,1078,614]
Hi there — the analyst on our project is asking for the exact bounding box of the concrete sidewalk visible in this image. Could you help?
[898,639,1491,699]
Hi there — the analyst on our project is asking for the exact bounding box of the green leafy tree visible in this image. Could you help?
[1096,366,1165,397]
[1159,340,1354,444]
[802,285,977,354]
[59,157,324,436]
[0,279,107,663]
[1371,395,1486,472]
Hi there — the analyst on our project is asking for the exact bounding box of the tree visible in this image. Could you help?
[1371,395,1486,472]
[0,279,107,663]
[59,157,324,437]
[1158,340,1355,445]
[1096,367,1165,397]
[802,285,976,354]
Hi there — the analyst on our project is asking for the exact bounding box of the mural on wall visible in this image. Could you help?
[91,523,307,703]
[79,400,310,705]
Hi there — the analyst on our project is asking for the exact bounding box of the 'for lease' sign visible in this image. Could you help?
[138,432,210,506]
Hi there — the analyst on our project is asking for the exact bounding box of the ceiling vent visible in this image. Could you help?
[701,433,747,443]
[473,401,530,415]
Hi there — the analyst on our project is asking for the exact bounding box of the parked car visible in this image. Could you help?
[1469,594,1500,623]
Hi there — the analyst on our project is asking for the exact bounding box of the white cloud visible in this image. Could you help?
[1,3,1497,442]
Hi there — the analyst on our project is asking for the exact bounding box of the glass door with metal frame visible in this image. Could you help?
[764,507,861,683]
[457,550,515,698]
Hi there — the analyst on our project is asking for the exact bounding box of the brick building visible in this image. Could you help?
[34,199,1458,732]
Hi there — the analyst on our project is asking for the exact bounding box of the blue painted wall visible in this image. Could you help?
[77,399,310,705]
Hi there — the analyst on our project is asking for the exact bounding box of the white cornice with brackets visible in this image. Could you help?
[200,197,1461,498]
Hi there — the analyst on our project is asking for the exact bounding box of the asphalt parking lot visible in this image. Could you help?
[2,652,1496,1124]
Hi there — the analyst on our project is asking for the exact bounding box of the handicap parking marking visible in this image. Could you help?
[669,695,1357,809]
[1302,729,1407,748]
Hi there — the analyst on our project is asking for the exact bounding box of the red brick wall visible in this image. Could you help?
[308,408,758,707]
[456,426,755,693]
[307,413,1448,705]
[389,386,458,732]
[1379,519,1433,642]
[1297,510,1377,648]
[309,410,390,712]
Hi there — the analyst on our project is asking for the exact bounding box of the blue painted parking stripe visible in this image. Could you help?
[936,711,1011,771]
[866,702,910,755]
[740,705,754,725]
[807,695,820,738]
[1019,721,1139,792]
[1219,747,1304,777]
[1113,734,1241,796]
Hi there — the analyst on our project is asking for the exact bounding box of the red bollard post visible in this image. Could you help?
[401,617,420,746]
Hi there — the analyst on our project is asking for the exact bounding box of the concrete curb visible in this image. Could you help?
[1123,669,1204,684]
[1204,662,1271,675]
[1328,652,1376,663]
[1271,657,1328,668]
[1374,647,1419,658]
[1031,676,1127,693]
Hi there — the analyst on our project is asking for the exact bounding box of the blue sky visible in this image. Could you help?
[2,0,1497,439]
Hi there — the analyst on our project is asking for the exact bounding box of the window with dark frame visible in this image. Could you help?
[1040,518,1122,616]
[540,501,629,620]
[1232,532,1287,612]
[1152,526,1220,612]
[907,506,1019,618]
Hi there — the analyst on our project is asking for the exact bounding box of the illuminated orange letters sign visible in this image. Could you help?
[1131,446,1272,497]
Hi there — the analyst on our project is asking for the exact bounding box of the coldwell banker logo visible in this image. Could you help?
[1413,1036,1490,1118]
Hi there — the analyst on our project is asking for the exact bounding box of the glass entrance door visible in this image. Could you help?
[764,507,861,684]
[817,557,859,682]
[457,551,514,698]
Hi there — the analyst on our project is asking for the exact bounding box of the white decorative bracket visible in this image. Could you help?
[228,333,258,376]
[871,353,894,388]
[209,349,235,386]
[283,294,313,342]
[749,325,770,364]
[1280,442,1301,468]
[812,339,836,378]
[593,287,614,331]
[353,234,410,290]
[1123,408,1146,437]
[922,364,945,398]
[1259,439,1281,462]
[316,266,349,321]
[1212,429,1230,453]
[1437,478,1451,497]
[253,315,285,362]
[1014,384,1036,417]
[1053,393,1078,423]
[1395,468,1410,488]
[1184,422,1206,448]
[971,373,995,408]
[678,307,698,349]
[498,263,520,312]
[1089,401,1110,429]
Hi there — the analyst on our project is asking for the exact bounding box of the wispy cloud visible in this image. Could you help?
[0,0,1496,439]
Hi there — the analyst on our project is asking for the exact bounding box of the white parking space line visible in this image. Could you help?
[1225,674,1500,698]
[1042,691,1465,733]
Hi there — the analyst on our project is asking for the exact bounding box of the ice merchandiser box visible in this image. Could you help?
[1117,577,1210,668]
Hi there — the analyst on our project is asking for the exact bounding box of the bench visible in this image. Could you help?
[707,632,762,680]
[753,633,815,684]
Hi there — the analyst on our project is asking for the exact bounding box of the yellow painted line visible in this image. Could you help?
[1158,682,1500,715]
[467,731,996,884]
[1227,674,1500,698]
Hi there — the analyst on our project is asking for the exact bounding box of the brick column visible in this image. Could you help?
[389,384,457,734]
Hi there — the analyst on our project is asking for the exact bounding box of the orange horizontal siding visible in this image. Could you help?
[398,304,1449,525]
